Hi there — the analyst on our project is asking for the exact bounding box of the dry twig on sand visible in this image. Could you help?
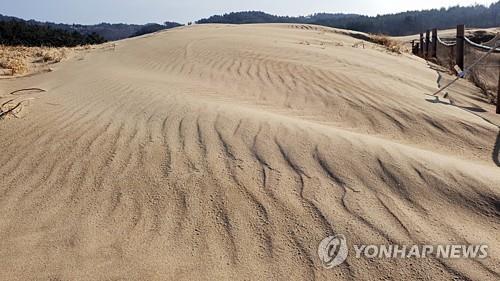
[0,88,46,119]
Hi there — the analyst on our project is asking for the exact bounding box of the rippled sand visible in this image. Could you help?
[1,24,499,280]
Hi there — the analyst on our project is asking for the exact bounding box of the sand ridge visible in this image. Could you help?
[0,24,499,280]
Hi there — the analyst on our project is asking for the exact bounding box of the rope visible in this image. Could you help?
[431,40,500,96]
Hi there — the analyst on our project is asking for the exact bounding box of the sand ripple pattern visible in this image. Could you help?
[0,24,499,281]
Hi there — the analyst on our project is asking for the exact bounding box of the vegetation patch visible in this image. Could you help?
[0,45,68,75]
[0,20,106,47]
[369,35,407,54]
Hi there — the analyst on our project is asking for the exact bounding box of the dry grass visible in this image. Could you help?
[0,46,29,74]
[37,48,67,63]
[370,34,408,54]
[468,69,498,104]
[0,45,68,75]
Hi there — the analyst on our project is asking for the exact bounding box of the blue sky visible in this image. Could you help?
[0,0,497,24]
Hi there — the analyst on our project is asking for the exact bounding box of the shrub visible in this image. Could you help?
[369,34,407,54]
[0,45,67,75]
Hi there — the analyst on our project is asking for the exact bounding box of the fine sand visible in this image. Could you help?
[0,24,499,280]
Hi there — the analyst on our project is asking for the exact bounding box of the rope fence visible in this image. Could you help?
[411,25,500,114]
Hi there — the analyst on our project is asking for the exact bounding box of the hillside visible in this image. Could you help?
[197,2,500,36]
[0,20,106,47]
[0,14,182,41]
[0,24,499,280]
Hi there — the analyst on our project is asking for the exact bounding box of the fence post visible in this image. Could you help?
[497,66,500,114]
[432,28,438,58]
[425,30,430,58]
[456,24,465,70]
[420,33,424,57]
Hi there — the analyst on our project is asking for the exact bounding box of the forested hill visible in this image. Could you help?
[0,20,107,47]
[0,14,182,41]
[196,2,500,36]
[196,12,357,25]
[2,1,498,46]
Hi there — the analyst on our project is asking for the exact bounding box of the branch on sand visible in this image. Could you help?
[0,88,46,119]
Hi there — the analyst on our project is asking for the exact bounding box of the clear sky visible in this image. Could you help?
[0,0,497,25]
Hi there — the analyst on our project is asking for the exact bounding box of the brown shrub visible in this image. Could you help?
[40,48,67,63]
[369,35,407,54]
[0,45,68,75]
[0,46,29,74]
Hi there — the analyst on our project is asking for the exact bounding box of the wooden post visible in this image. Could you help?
[432,28,438,58]
[419,33,424,57]
[497,66,500,114]
[456,24,465,70]
[425,30,430,58]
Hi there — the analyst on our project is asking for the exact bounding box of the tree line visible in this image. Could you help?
[1,1,499,47]
[0,20,183,47]
[196,2,500,36]
[132,22,183,37]
[0,13,184,47]
[0,20,106,47]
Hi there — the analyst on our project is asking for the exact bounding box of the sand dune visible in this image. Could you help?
[0,24,499,280]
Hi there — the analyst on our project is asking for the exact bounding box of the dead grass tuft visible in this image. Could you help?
[0,46,29,74]
[40,48,67,63]
[370,35,407,54]
[0,45,68,75]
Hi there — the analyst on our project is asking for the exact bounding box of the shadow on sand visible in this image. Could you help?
[425,96,500,167]
[494,132,500,167]
[425,96,487,112]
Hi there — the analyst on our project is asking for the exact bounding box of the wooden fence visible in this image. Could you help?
[411,25,500,114]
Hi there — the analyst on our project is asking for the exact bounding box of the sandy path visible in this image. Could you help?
[0,24,499,280]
